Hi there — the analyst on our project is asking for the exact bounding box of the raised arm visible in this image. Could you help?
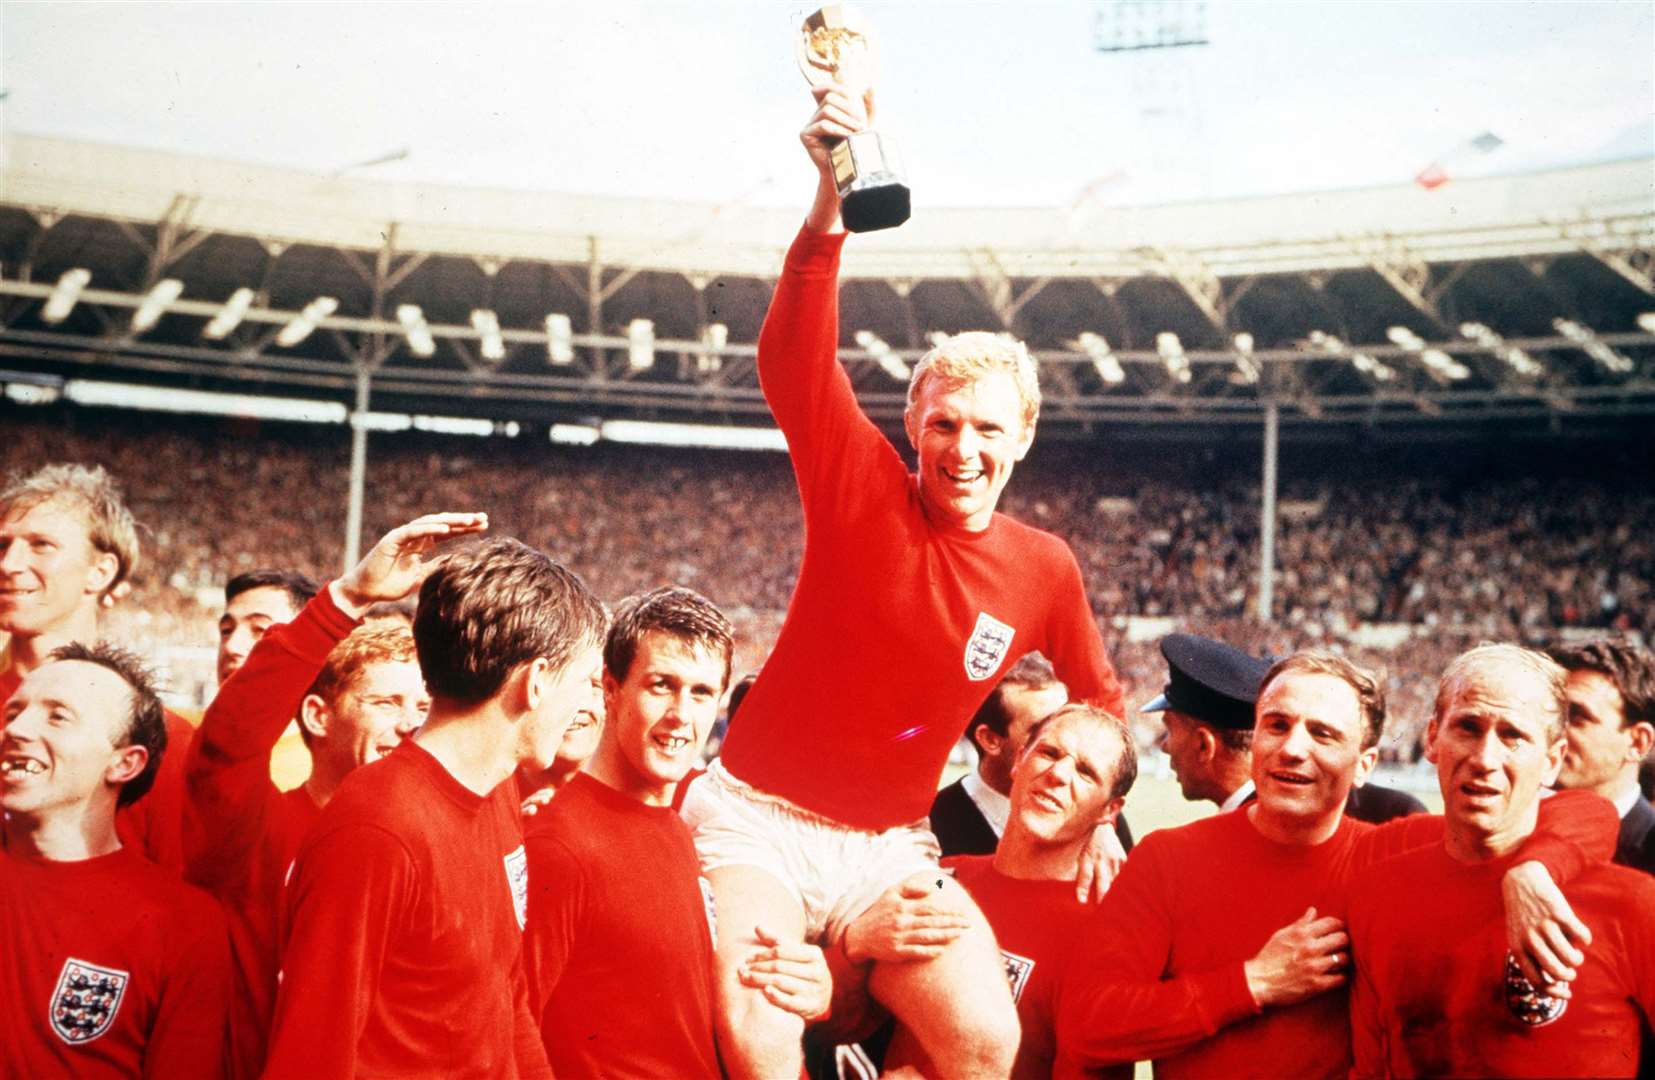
[183,512,485,889]
[757,87,909,518]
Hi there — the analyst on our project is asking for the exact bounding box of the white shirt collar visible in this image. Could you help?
[1219,779,1256,814]
[962,771,1011,838]
[1612,780,1642,820]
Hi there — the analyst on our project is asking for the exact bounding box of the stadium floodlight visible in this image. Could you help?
[1156,332,1191,384]
[1459,322,1541,378]
[470,309,505,363]
[1350,353,1397,382]
[5,382,62,406]
[602,419,788,452]
[203,287,255,340]
[352,411,414,433]
[1553,318,1633,374]
[64,379,348,424]
[130,278,184,335]
[1637,312,1655,336]
[1386,325,1468,381]
[1311,329,1395,382]
[41,268,92,324]
[1232,332,1260,385]
[628,318,655,371]
[1075,332,1125,385]
[396,304,436,358]
[549,422,601,446]
[855,330,911,381]
[698,322,728,373]
[413,414,494,437]
[546,313,575,365]
[275,296,339,348]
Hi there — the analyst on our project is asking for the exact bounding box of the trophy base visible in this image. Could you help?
[841,177,911,233]
[832,130,911,233]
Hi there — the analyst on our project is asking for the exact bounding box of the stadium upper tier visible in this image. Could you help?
[3,133,1650,277]
[1,133,1651,430]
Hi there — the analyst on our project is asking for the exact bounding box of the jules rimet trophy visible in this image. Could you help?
[797,5,911,232]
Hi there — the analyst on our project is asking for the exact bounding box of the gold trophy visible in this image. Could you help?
[797,4,910,232]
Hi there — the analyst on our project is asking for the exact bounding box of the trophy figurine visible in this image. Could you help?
[796,5,911,233]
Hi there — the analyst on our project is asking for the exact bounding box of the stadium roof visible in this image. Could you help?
[2,134,1652,435]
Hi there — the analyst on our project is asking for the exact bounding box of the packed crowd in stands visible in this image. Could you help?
[4,405,1650,759]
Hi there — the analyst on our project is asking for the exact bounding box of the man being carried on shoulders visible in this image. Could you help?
[684,84,1125,1079]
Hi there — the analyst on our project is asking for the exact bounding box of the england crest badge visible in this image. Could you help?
[504,846,529,930]
[50,958,129,1045]
[964,612,1015,682]
[1000,948,1035,1003]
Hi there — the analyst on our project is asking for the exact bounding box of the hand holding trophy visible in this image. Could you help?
[796,5,910,233]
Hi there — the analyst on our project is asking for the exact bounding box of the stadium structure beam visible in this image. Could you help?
[343,364,372,570]
[1554,217,1655,296]
[966,250,1051,333]
[1258,399,1278,622]
[1139,247,1255,336]
[1358,235,1467,331]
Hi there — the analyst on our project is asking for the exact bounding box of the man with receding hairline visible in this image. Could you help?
[1058,649,1617,1079]
[2,642,230,1077]
[1349,644,1655,1078]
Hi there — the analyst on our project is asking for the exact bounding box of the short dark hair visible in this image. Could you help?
[1025,703,1139,802]
[47,642,166,808]
[969,653,1061,749]
[1549,639,1655,730]
[414,538,606,705]
[605,586,734,691]
[1259,650,1388,752]
[226,569,320,614]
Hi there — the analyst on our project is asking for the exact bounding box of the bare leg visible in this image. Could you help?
[706,864,810,1080]
[862,876,1019,1079]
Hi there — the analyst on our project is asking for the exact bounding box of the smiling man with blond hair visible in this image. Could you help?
[683,84,1125,1080]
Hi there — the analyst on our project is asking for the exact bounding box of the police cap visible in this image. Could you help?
[1140,632,1272,732]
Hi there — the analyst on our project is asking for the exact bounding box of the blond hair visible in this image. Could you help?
[0,464,140,597]
[907,332,1041,431]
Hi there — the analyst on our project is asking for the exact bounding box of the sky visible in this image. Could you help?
[1,1,1651,211]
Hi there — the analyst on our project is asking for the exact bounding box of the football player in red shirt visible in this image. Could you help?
[0,463,195,867]
[2,642,230,1078]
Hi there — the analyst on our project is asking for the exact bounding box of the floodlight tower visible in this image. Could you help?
[1093,2,1212,202]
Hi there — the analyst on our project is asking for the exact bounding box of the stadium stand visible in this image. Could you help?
[4,403,1648,762]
